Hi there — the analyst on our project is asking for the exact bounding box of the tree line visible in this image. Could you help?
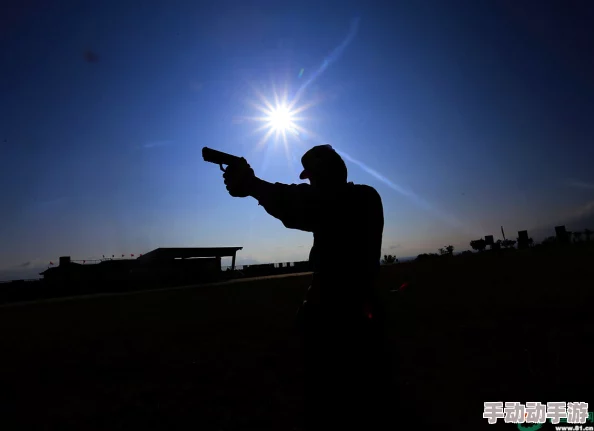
[380,227,593,264]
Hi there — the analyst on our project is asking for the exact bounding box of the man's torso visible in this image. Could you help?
[307,182,384,307]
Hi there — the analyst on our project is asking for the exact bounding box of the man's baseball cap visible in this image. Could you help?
[299,144,348,182]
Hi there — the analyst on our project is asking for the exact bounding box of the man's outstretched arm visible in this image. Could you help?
[222,160,323,232]
[249,178,321,232]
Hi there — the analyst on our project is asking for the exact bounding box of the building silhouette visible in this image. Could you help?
[517,230,529,250]
[40,247,243,290]
[555,225,570,244]
[36,246,312,297]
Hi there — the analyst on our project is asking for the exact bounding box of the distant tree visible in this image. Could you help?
[573,231,583,243]
[565,231,573,243]
[460,250,474,256]
[381,254,398,265]
[584,229,592,242]
[528,237,534,247]
[470,239,487,252]
[541,236,557,246]
[437,245,454,256]
[501,239,516,249]
[416,253,440,261]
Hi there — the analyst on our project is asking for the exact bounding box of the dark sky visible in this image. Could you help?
[1,0,593,280]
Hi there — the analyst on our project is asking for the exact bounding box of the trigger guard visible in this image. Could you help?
[219,164,226,172]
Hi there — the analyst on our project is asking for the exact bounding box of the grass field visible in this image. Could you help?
[0,249,592,430]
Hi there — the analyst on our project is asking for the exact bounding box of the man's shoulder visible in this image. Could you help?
[350,183,378,193]
[272,182,310,192]
[349,183,382,200]
[276,182,380,202]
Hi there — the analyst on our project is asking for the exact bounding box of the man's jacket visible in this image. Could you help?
[254,181,384,310]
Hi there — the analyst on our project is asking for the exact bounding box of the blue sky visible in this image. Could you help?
[1,1,594,280]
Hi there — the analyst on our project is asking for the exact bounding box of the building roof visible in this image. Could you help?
[138,247,243,260]
[39,262,83,276]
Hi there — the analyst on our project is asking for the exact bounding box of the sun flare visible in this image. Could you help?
[242,85,319,154]
[267,104,295,133]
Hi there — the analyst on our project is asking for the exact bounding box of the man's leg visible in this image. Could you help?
[301,304,333,430]
[302,313,359,430]
[342,317,393,430]
[305,318,374,430]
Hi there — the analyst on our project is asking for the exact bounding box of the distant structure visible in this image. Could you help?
[139,247,243,271]
[501,226,506,241]
[242,261,310,276]
[555,225,570,244]
[40,247,243,289]
[36,246,313,296]
[517,230,529,250]
[1,247,313,304]
[484,235,494,248]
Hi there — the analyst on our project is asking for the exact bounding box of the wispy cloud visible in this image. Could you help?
[336,148,479,235]
[190,81,204,92]
[389,244,402,250]
[142,140,173,149]
[294,17,360,101]
[547,199,594,227]
[0,260,47,281]
[572,200,594,219]
[566,179,594,190]
[529,199,594,241]
[34,196,69,208]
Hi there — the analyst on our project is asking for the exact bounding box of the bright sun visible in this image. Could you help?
[267,105,294,132]
[241,85,319,156]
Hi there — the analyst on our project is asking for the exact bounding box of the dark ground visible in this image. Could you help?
[0,247,592,430]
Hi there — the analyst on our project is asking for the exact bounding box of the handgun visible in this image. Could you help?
[202,147,244,172]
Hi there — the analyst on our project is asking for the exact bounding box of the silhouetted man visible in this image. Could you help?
[222,144,387,430]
